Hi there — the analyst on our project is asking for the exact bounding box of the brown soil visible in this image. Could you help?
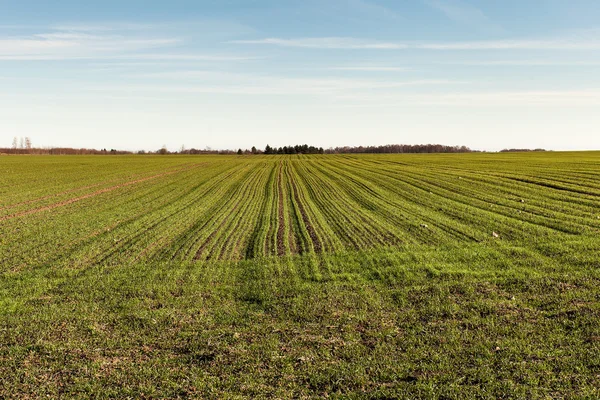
[276,162,286,257]
[0,164,202,223]
[289,173,322,253]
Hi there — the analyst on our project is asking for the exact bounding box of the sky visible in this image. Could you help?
[1,0,600,152]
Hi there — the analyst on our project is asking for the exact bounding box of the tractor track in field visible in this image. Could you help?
[284,167,300,255]
[288,169,322,253]
[149,166,244,262]
[194,195,246,260]
[99,167,239,265]
[325,159,491,243]
[376,166,584,235]
[263,166,278,257]
[312,161,407,246]
[6,154,598,267]
[0,164,204,223]
[506,177,600,197]
[292,162,364,251]
[193,168,259,261]
[214,169,267,260]
[139,166,242,261]
[276,162,286,257]
[245,165,276,259]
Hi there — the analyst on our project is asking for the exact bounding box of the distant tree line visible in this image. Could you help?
[325,144,474,154]
[2,139,481,156]
[172,144,474,155]
[0,147,134,155]
[263,144,324,155]
[229,143,473,156]
[0,137,133,155]
[499,148,547,153]
[176,148,238,155]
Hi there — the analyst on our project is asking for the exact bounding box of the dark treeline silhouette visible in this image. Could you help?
[177,148,237,155]
[240,143,473,155]
[264,144,324,155]
[499,148,547,153]
[2,141,479,156]
[326,144,473,154]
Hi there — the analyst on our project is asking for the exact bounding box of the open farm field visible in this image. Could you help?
[1,152,599,398]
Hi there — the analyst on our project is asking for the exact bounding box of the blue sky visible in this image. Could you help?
[1,0,600,151]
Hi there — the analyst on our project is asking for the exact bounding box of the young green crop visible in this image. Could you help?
[1,152,599,398]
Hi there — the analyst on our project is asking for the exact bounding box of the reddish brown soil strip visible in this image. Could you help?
[276,162,286,257]
[0,182,106,211]
[216,187,257,260]
[217,217,246,261]
[218,190,260,261]
[289,173,322,253]
[0,164,201,223]
[0,163,200,212]
[287,206,299,254]
[262,167,279,257]
[285,178,299,255]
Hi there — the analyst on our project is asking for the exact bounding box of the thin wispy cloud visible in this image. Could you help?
[230,37,407,49]
[429,90,600,106]
[0,22,162,32]
[0,19,258,62]
[0,32,180,58]
[329,66,409,71]
[417,39,600,50]
[439,60,600,66]
[2,2,599,151]
[53,19,255,37]
[231,35,600,50]
[51,22,160,32]
[335,89,600,107]
[0,24,42,30]
[88,72,464,96]
[0,53,258,61]
[0,25,259,62]
[125,54,260,61]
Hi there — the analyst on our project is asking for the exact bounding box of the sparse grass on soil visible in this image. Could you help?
[1,153,599,398]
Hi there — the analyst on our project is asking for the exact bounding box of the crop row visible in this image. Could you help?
[1,152,599,270]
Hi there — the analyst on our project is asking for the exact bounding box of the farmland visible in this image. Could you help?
[1,152,599,398]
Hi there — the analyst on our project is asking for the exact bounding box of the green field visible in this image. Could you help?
[1,153,599,398]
